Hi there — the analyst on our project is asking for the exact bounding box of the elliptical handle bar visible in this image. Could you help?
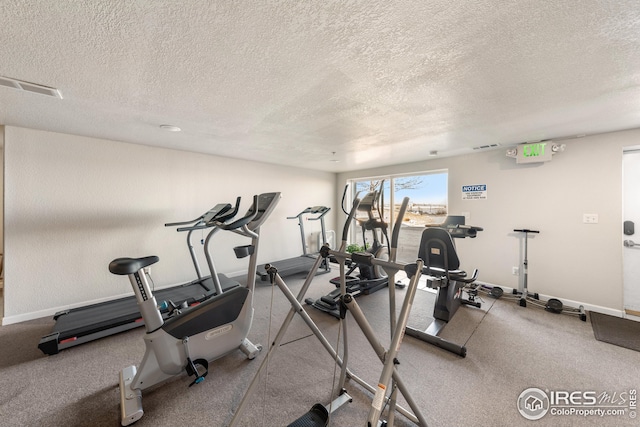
[391,197,410,250]
[214,195,259,231]
[341,197,361,243]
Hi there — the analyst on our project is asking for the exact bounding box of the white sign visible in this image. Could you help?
[462,184,487,200]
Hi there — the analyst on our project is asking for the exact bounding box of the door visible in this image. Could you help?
[623,150,640,317]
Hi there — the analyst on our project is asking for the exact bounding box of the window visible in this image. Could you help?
[346,171,448,264]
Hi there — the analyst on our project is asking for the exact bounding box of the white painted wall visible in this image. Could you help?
[0,125,4,248]
[339,129,640,313]
[3,126,335,324]
[4,125,637,323]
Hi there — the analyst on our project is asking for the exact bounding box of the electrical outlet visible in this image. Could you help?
[512,266,519,275]
[583,213,599,224]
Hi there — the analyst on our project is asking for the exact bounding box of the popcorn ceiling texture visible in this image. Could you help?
[1,0,639,172]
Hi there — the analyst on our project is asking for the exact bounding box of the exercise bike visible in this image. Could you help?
[305,185,391,318]
[109,192,280,426]
[405,216,483,357]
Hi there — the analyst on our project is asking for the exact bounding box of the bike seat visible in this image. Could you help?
[109,256,159,275]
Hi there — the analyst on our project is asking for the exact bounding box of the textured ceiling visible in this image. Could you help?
[1,1,639,172]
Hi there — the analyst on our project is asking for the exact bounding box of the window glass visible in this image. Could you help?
[347,172,448,264]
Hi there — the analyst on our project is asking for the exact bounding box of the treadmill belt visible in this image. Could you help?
[38,274,238,355]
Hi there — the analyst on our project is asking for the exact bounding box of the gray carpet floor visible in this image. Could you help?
[1,274,639,427]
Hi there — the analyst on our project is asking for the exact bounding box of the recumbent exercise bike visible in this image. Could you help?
[405,215,483,357]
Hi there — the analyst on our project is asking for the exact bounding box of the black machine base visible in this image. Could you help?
[305,275,390,318]
[287,403,329,427]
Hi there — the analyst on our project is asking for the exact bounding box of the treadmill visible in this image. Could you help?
[38,201,242,355]
[257,206,331,281]
[164,199,242,293]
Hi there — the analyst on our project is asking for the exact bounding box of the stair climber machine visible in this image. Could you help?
[38,200,243,355]
[405,216,483,357]
[108,192,280,426]
[305,184,392,318]
[258,205,331,281]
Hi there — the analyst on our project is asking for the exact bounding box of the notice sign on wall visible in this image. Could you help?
[462,184,487,200]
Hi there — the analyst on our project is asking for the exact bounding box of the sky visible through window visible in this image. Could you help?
[394,172,447,205]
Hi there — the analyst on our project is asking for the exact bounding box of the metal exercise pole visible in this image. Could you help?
[514,228,539,306]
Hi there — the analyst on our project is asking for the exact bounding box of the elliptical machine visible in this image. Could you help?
[305,184,391,318]
[109,192,280,426]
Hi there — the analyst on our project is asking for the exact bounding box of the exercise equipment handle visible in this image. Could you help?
[173,198,242,232]
[307,207,330,221]
[286,206,330,221]
[514,229,540,234]
[391,197,410,249]
[341,197,361,242]
[340,184,350,215]
[215,197,241,223]
[165,216,204,227]
[215,195,259,231]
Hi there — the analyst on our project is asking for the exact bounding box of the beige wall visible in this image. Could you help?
[4,125,638,323]
[0,125,3,249]
[339,129,640,314]
[3,126,335,323]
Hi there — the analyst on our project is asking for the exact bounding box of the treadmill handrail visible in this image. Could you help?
[175,198,242,232]
[214,195,259,231]
[286,206,330,220]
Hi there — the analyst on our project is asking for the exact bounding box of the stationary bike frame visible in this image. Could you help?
[111,192,281,426]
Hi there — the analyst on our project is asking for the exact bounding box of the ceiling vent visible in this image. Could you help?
[473,144,500,150]
[0,76,63,99]
[472,143,500,150]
